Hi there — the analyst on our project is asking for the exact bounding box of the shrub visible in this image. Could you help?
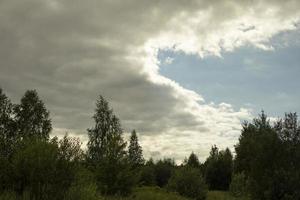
[65,167,99,200]
[96,160,136,196]
[0,191,17,200]
[154,159,174,187]
[229,172,250,197]
[12,139,60,199]
[204,146,233,190]
[0,190,30,200]
[11,135,83,200]
[139,165,156,186]
[167,167,207,200]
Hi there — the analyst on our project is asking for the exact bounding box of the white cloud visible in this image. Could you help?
[0,0,299,161]
[164,57,174,65]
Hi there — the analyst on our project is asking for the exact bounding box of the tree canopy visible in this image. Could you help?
[128,129,144,167]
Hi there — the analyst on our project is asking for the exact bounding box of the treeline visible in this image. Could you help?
[0,88,299,200]
[232,112,300,199]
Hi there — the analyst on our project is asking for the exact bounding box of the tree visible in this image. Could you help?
[168,167,207,200]
[154,158,175,187]
[14,90,51,140]
[0,88,16,158]
[273,113,300,199]
[185,152,201,168]
[65,167,99,200]
[275,112,300,143]
[0,89,16,192]
[128,130,144,167]
[11,135,83,200]
[87,95,126,165]
[204,145,233,190]
[234,111,300,200]
[139,158,156,186]
[218,148,233,190]
[229,172,250,197]
[86,95,134,195]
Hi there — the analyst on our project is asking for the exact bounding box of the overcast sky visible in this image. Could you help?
[1,0,300,162]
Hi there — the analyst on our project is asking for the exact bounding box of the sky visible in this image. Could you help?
[0,0,300,162]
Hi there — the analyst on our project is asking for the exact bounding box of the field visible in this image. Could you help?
[100,187,250,200]
[207,191,250,200]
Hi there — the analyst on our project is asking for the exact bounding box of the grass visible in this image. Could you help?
[0,187,250,200]
[100,187,190,200]
[207,191,250,200]
[100,187,250,200]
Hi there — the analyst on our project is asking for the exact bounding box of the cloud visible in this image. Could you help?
[0,0,299,162]
[164,57,174,65]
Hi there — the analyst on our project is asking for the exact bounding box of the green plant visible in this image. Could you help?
[168,167,207,200]
[229,172,249,197]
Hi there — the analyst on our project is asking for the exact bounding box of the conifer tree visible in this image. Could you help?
[186,152,201,168]
[128,129,144,167]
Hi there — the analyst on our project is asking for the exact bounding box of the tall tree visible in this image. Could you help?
[204,145,233,190]
[0,89,16,192]
[0,88,16,158]
[233,111,300,200]
[87,95,126,164]
[128,129,144,167]
[275,112,300,142]
[14,90,51,140]
[87,95,134,195]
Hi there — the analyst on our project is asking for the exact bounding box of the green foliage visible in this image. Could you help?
[168,167,207,200]
[0,89,16,160]
[204,146,233,190]
[14,90,52,141]
[0,190,31,200]
[184,152,201,168]
[229,172,249,197]
[96,159,136,196]
[99,187,191,200]
[154,159,175,187]
[87,95,126,165]
[65,167,99,200]
[11,135,81,199]
[12,139,59,199]
[130,187,190,200]
[139,165,156,186]
[2,87,300,200]
[87,95,134,196]
[0,156,13,192]
[207,191,250,200]
[234,111,300,200]
[128,130,144,167]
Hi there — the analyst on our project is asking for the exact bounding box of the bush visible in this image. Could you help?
[229,172,250,197]
[12,139,60,199]
[154,159,174,187]
[10,135,83,200]
[139,165,156,186]
[167,167,207,200]
[65,167,99,200]
[0,156,13,192]
[0,191,17,200]
[96,160,136,196]
[132,186,191,200]
[0,190,30,200]
[204,146,233,190]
